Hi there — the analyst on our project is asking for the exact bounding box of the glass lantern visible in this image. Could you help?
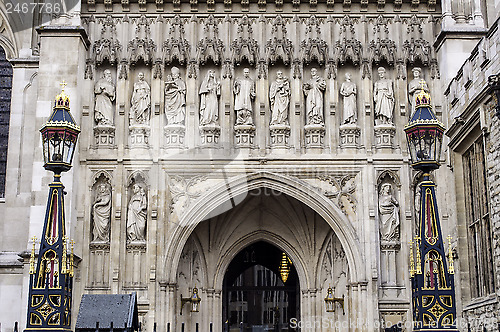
[190,287,201,312]
[404,87,445,172]
[40,88,80,174]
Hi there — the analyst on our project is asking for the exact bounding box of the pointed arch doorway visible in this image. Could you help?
[222,241,299,332]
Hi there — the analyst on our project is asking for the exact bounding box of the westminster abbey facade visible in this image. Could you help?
[0,0,499,330]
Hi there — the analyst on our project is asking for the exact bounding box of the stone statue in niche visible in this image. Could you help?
[94,69,115,126]
[270,71,291,125]
[374,67,394,125]
[408,67,429,115]
[92,183,111,242]
[130,72,151,125]
[303,68,326,125]
[340,72,357,124]
[378,183,400,242]
[127,184,147,242]
[234,68,255,126]
[164,67,186,125]
[199,70,221,126]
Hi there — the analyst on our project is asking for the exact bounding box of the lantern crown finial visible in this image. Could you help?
[54,80,70,109]
[414,79,431,108]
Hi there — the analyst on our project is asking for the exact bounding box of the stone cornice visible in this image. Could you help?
[37,25,91,50]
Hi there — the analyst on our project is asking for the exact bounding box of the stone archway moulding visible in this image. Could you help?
[163,171,366,286]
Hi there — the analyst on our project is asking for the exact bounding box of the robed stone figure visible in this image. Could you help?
[92,184,111,242]
[303,68,326,125]
[340,73,357,124]
[199,70,221,126]
[378,183,400,242]
[408,67,429,115]
[94,69,115,126]
[127,184,147,242]
[270,71,291,125]
[374,67,394,125]
[164,67,186,125]
[130,72,151,125]
[234,68,256,125]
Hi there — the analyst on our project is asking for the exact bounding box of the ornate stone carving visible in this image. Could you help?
[378,183,400,242]
[163,15,190,66]
[164,67,186,126]
[266,15,293,65]
[300,15,328,66]
[303,68,325,126]
[197,15,224,66]
[127,180,147,243]
[199,70,221,126]
[340,72,357,125]
[169,175,207,214]
[231,15,259,66]
[130,72,151,125]
[270,70,290,126]
[234,68,255,126]
[321,174,357,221]
[374,67,394,125]
[94,15,122,66]
[94,69,115,126]
[339,124,361,148]
[128,15,156,66]
[94,125,116,148]
[336,16,362,66]
[320,235,348,291]
[304,124,324,149]
[92,183,112,242]
[234,125,255,148]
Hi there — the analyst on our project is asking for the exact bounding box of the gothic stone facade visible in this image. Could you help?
[0,0,499,331]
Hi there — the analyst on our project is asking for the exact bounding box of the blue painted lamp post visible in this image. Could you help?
[404,82,459,331]
[25,83,80,332]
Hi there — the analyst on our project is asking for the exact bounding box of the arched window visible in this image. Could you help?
[0,46,13,199]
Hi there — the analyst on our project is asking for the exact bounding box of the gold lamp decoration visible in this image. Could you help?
[180,287,201,315]
[279,252,292,283]
[324,287,345,314]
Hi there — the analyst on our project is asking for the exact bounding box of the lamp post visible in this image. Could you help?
[25,82,80,332]
[404,82,459,331]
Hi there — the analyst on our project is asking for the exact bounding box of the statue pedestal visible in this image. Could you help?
[200,125,220,146]
[270,124,290,150]
[164,124,185,148]
[304,124,325,149]
[234,124,255,148]
[374,124,396,149]
[94,124,116,148]
[339,123,361,148]
[380,241,400,287]
[129,124,150,148]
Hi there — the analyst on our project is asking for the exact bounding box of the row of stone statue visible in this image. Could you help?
[94,67,429,129]
[92,183,147,243]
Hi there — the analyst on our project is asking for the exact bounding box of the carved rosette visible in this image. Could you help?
[339,124,361,148]
[234,124,255,148]
[200,125,221,146]
[129,124,150,148]
[374,124,396,149]
[164,124,185,148]
[270,124,290,150]
[304,123,325,149]
[94,124,116,148]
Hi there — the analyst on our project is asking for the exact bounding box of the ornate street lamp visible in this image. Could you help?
[180,287,201,314]
[404,82,459,331]
[25,82,80,332]
[324,287,344,314]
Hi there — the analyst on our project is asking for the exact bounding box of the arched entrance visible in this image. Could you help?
[222,241,299,331]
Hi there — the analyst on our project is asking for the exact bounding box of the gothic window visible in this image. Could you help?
[462,136,495,298]
[0,46,13,199]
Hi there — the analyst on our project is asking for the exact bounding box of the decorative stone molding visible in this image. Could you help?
[300,15,328,66]
[200,124,221,146]
[339,123,361,148]
[128,15,156,65]
[163,15,190,65]
[270,124,290,150]
[304,123,325,149]
[168,175,207,215]
[126,241,147,252]
[89,242,111,250]
[94,124,116,148]
[231,15,259,66]
[374,124,396,149]
[94,15,122,66]
[266,15,293,65]
[164,124,185,148]
[129,124,150,147]
[197,15,224,65]
[234,124,255,148]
